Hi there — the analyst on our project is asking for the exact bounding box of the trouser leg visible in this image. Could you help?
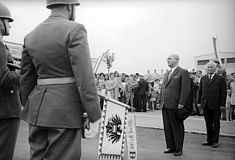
[162,108,175,149]
[142,95,147,112]
[137,95,142,112]
[167,110,184,151]
[203,108,213,143]
[29,125,82,160]
[212,110,221,143]
[0,118,20,160]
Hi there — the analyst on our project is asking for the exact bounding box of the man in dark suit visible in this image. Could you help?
[0,3,21,160]
[160,54,190,156]
[197,61,226,148]
[136,75,149,112]
[20,0,101,159]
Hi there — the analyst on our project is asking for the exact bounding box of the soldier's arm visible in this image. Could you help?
[20,43,37,106]
[0,41,19,89]
[0,40,7,76]
[68,24,101,122]
[0,68,20,89]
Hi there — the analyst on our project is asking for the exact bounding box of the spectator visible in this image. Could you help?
[106,73,119,100]
[226,89,231,121]
[229,73,235,120]
[190,72,199,116]
[136,75,149,112]
[151,78,161,110]
[145,69,152,80]
[153,69,159,80]
[98,73,106,110]
[132,74,139,111]
[147,83,153,110]
[125,78,134,110]
[195,70,203,115]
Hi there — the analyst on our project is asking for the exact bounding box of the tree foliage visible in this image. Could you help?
[102,49,115,73]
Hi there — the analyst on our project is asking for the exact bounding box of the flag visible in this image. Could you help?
[126,114,138,160]
[98,97,129,160]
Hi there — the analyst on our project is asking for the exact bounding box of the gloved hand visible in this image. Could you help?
[178,104,184,109]
[84,118,101,139]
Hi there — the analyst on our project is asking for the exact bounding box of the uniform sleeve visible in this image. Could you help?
[179,69,191,105]
[68,24,101,122]
[20,42,38,106]
[0,41,19,89]
[0,41,7,77]
[0,69,19,89]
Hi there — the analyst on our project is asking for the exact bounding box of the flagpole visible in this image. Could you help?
[94,52,105,74]
[212,36,222,65]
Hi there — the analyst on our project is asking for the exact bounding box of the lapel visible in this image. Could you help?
[162,72,169,87]
[205,75,210,85]
[165,66,180,87]
[208,74,218,86]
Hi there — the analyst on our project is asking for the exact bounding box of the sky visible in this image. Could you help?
[2,0,235,75]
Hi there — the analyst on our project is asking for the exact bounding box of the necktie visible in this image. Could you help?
[208,75,212,82]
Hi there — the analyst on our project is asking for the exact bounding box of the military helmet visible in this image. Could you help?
[46,0,80,8]
[0,3,13,22]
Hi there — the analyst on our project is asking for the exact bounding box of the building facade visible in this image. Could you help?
[194,52,235,75]
[5,41,23,65]
[4,41,100,70]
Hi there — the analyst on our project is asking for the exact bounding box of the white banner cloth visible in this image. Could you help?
[98,97,129,160]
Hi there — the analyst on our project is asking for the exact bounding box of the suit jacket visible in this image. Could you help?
[160,66,190,109]
[197,73,227,110]
[0,40,21,119]
[20,13,101,128]
[137,78,149,96]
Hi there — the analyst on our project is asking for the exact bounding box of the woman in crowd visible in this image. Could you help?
[106,73,119,100]
[229,73,235,120]
[125,78,134,109]
[97,73,106,110]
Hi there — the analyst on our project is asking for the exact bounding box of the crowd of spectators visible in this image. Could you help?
[94,69,235,121]
[94,70,162,112]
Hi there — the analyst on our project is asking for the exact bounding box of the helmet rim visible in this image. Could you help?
[46,0,80,8]
[0,3,14,22]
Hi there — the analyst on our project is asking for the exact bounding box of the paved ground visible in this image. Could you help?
[133,110,235,137]
[13,122,235,160]
[13,110,235,160]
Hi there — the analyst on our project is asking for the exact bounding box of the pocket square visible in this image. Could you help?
[173,76,180,78]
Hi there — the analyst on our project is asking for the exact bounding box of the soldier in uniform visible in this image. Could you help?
[0,2,21,160]
[20,0,101,159]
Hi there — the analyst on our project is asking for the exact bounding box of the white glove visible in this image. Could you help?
[84,119,101,139]
[178,104,184,109]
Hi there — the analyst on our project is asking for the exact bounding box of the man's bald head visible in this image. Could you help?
[205,61,217,75]
[167,54,179,68]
